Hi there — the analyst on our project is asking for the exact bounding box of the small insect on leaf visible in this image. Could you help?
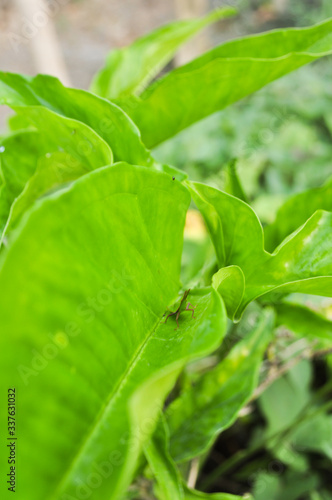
[163,289,196,330]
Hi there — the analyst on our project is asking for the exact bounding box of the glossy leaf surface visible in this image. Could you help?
[0,72,152,166]
[189,181,332,320]
[264,177,332,252]
[167,308,274,461]
[0,163,227,500]
[0,130,48,233]
[0,106,113,240]
[145,415,251,500]
[144,416,184,500]
[91,8,235,99]
[120,18,332,147]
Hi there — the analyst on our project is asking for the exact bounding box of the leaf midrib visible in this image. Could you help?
[46,183,182,499]
[49,308,164,500]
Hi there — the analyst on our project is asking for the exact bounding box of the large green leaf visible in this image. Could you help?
[259,361,312,436]
[291,413,332,460]
[145,415,251,500]
[223,159,249,204]
[0,106,113,241]
[90,7,235,99]
[0,130,49,233]
[211,266,245,319]
[0,72,152,166]
[144,415,184,500]
[167,308,274,462]
[189,181,332,320]
[184,490,252,500]
[0,163,227,500]
[119,18,332,147]
[258,360,332,469]
[0,131,49,196]
[253,470,320,500]
[258,360,313,472]
[264,177,332,252]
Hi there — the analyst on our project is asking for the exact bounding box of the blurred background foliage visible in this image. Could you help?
[155,60,332,224]
[152,1,332,225]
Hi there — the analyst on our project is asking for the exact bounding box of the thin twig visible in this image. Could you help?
[187,457,200,488]
[253,347,312,400]
[252,341,332,401]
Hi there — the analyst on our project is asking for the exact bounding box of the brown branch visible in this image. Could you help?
[187,457,200,488]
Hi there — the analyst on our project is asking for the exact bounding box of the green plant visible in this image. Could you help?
[0,10,332,500]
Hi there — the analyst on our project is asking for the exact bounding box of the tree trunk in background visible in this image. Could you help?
[174,0,209,66]
[272,0,288,14]
[15,0,70,85]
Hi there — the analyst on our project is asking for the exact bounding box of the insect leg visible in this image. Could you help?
[174,311,181,330]
[164,311,176,323]
[186,303,196,319]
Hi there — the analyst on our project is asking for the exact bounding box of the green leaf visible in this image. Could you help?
[258,360,313,472]
[275,302,332,345]
[291,413,332,460]
[0,130,48,196]
[0,72,152,166]
[265,177,332,252]
[145,415,250,500]
[3,153,88,241]
[188,181,332,320]
[259,360,312,435]
[144,415,184,500]
[253,471,320,500]
[0,106,113,241]
[184,486,252,500]
[0,163,227,500]
[258,359,332,469]
[167,308,274,462]
[274,471,320,500]
[188,182,265,269]
[224,159,249,204]
[212,266,245,320]
[0,130,50,233]
[90,7,236,99]
[119,18,332,147]
[252,471,280,500]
